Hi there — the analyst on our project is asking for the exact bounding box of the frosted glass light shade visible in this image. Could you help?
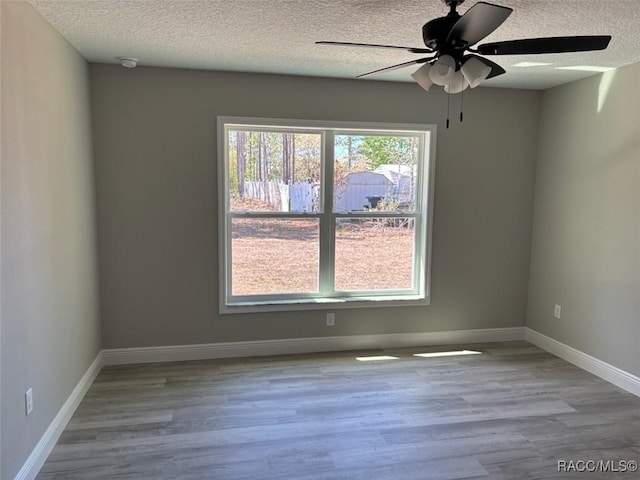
[461,57,491,88]
[444,70,469,94]
[429,55,456,86]
[411,63,434,91]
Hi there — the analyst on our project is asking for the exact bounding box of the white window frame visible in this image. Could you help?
[217,117,437,314]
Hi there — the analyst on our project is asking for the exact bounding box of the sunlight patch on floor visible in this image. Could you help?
[355,355,399,362]
[413,350,482,358]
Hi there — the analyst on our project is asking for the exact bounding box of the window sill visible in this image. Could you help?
[220,295,430,314]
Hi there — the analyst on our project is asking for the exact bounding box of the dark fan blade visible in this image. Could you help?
[316,41,432,54]
[448,2,513,48]
[463,54,505,79]
[477,35,611,55]
[356,57,434,78]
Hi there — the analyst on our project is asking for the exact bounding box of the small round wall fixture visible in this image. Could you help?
[117,57,138,68]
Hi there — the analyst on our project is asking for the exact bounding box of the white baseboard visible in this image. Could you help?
[525,328,640,397]
[14,352,103,480]
[102,327,526,366]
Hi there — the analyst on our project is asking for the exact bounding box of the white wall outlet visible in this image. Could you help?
[326,312,335,327]
[25,388,34,416]
[554,304,562,319]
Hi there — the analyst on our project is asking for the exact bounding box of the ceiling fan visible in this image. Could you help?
[316,0,611,93]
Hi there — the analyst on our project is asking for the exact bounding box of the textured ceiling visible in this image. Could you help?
[28,0,640,90]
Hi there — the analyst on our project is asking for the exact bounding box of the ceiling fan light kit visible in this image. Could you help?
[429,54,457,85]
[317,0,612,121]
[444,70,469,93]
[461,56,491,88]
[411,63,434,91]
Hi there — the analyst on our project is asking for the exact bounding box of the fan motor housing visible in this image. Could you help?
[422,15,460,52]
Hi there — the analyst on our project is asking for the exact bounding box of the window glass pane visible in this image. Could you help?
[335,218,415,291]
[334,134,419,213]
[231,218,319,295]
[228,130,321,213]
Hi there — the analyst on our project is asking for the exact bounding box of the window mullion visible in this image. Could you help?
[319,130,335,296]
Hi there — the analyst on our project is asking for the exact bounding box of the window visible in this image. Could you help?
[218,117,436,313]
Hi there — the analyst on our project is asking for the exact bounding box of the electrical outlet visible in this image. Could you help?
[554,304,562,319]
[25,388,34,416]
[326,312,335,327]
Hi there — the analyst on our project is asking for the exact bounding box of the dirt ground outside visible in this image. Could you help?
[231,217,414,295]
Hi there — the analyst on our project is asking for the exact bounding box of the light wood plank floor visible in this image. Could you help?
[37,342,640,479]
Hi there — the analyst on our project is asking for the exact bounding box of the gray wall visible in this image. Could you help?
[90,63,540,349]
[527,62,640,377]
[1,2,101,478]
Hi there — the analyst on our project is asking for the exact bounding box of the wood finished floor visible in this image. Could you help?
[37,341,640,479]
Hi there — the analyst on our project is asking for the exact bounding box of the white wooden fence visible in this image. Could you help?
[244,181,317,212]
[245,171,404,213]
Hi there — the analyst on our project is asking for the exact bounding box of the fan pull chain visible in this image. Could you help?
[460,87,464,123]
[446,90,451,129]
